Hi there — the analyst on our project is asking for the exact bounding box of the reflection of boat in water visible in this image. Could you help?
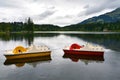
[4,56,51,67]
[4,45,51,60]
[63,53,104,64]
[63,43,104,56]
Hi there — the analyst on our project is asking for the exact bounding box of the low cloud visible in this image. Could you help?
[84,5,89,9]
[0,0,120,26]
[38,10,56,20]
[85,0,120,15]
[0,0,26,8]
[32,6,56,21]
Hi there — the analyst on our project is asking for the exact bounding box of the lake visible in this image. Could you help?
[0,32,120,80]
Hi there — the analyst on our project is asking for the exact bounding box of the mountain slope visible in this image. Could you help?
[81,8,120,24]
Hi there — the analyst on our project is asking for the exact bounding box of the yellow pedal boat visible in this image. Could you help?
[4,45,51,60]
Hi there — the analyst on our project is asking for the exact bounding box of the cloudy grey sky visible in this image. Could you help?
[0,0,120,26]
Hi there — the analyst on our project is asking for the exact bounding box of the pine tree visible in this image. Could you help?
[24,17,34,33]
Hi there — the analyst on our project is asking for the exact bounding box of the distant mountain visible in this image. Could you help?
[81,8,120,24]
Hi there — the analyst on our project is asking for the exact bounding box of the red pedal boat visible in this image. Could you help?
[63,43,104,56]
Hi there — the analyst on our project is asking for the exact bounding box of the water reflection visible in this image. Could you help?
[0,33,119,51]
[0,32,120,80]
[63,53,104,65]
[34,33,59,37]
[65,33,120,51]
[0,33,34,46]
[4,56,51,68]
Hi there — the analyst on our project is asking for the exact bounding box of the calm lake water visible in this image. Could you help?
[0,32,120,80]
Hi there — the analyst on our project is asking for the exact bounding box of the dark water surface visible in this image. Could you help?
[0,32,120,80]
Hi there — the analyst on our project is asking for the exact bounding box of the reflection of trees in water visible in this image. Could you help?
[0,33,34,46]
[24,33,34,45]
[0,33,120,51]
[0,33,59,46]
[34,33,60,37]
[66,34,120,51]
[0,33,10,41]
[0,33,59,45]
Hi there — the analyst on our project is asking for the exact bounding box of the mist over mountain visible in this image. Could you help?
[80,8,120,24]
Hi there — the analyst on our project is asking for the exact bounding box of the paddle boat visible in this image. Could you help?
[4,45,51,60]
[63,43,104,56]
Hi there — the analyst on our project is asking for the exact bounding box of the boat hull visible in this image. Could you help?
[63,49,104,56]
[4,55,51,65]
[63,53,104,62]
[4,51,51,60]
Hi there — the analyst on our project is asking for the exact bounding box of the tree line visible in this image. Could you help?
[0,18,120,32]
[0,17,34,33]
[63,21,120,31]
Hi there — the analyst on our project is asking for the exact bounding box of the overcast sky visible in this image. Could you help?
[0,0,120,26]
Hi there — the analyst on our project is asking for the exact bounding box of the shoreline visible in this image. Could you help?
[0,31,120,34]
[34,31,120,34]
